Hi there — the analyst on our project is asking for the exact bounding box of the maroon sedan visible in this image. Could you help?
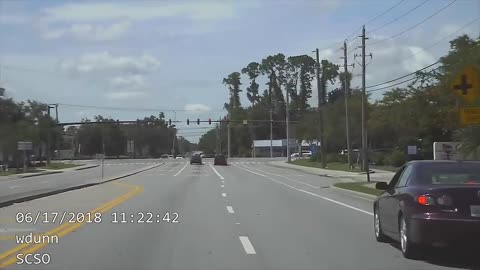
[373,160,480,258]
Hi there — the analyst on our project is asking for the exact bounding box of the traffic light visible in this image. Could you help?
[197,118,200,125]
[169,119,172,126]
[187,119,190,125]
[208,118,211,125]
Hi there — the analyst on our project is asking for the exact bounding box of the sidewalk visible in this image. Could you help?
[0,164,98,181]
[269,160,395,184]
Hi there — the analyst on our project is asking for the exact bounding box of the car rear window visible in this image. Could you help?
[418,163,480,185]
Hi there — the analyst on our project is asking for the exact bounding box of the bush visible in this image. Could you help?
[386,151,406,167]
[370,152,386,166]
[326,153,347,163]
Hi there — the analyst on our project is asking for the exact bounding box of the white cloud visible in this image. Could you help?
[41,2,235,23]
[109,74,146,89]
[184,103,211,112]
[59,52,160,75]
[105,91,146,100]
[0,14,30,24]
[42,21,131,41]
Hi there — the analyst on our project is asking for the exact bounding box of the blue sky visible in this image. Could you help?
[1,0,479,142]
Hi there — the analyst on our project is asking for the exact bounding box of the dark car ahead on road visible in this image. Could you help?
[373,160,480,259]
[190,154,202,165]
[214,154,227,166]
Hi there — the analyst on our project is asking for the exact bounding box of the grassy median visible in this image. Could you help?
[334,181,383,196]
[42,163,81,170]
[290,159,362,173]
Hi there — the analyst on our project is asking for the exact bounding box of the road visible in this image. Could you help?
[0,159,163,205]
[0,159,477,270]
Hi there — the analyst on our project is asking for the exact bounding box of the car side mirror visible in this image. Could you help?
[375,182,389,190]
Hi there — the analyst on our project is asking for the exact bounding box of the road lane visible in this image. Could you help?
[2,159,477,269]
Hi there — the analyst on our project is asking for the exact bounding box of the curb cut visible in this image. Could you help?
[330,185,378,199]
[0,162,164,209]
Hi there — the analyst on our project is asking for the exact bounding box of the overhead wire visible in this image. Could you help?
[370,0,458,46]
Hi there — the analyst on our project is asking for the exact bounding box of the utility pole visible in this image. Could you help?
[269,74,273,158]
[171,111,176,158]
[314,48,326,168]
[360,25,372,182]
[285,82,291,162]
[341,41,352,169]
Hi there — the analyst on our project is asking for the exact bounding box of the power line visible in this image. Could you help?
[408,16,480,59]
[347,0,406,44]
[366,61,440,89]
[367,0,430,34]
[57,103,226,112]
[370,0,457,46]
[367,66,441,93]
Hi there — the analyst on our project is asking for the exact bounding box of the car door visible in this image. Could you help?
[383,165,414,234]
[378,166,404,233]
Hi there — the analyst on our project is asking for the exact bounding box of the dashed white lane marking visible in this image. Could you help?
[209,163,224,180]
[221,185,224,188]
[226,206,235,213]
[239,236,256,254]
[350,194,374,202]
[245,166,320,188]
[173,163,188,177]
[235,222,240,225]
[234,164,373,216]
[9,185,20,189]
[221,193,227,197]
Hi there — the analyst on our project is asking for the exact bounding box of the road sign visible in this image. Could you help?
[452,66,479,104]
[407,145,417,155]
[460,106,480,125]
[17,141,32,151]
[433,142,463,160]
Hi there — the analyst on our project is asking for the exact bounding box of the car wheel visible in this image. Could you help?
[374,208,388,242]
[399,215,420,259]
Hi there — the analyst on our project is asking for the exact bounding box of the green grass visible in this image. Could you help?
[290,159,362,173]
[41,163,81,170]
[334,181,384,196]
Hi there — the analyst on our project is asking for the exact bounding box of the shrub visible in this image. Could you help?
[326,153,347,163]
[386,150,406,167]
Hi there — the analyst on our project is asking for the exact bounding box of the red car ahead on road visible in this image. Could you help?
[373,160,480,258]
[214,154,228,166]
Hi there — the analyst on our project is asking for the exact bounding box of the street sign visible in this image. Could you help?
[17,141,32,151]
[452,66,479,104]
[126,140,134,153]
[460,106,480,125]
[407,145,417,155]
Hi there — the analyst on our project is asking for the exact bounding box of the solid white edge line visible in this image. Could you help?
[222,193,227,197]
[209,163,225,180]
[173,163,188,177]
[234,164,373,216]
[244,165,320,188]
[226,206,235,213]
[239,236,256,254]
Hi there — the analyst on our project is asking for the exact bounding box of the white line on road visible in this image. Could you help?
[209,163,225,180]
[221,185,224,188]
[222,193,227,197]
[9,185,20,189]
[234,164,373,216]
[244,165,320,188]
[174,163,188,177]
[226,206,235,213]
[239,236,256,254]
[350,194,374,202]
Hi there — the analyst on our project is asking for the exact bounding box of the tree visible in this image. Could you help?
[223,72,243,111]
[241,62,261,105]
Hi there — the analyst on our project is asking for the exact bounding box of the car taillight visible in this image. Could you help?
[417,195,435,205]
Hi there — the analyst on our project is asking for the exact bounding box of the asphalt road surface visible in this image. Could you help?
[1,159,477,270]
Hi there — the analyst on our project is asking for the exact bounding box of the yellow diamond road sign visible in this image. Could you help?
[460,107,480,125]
[452,66,480,104]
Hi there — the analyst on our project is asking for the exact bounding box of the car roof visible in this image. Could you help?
[407,160,480,165]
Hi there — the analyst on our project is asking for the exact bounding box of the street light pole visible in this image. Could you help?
[286,83,291,162]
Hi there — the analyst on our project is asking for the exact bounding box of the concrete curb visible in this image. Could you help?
[0,162,164,208]
[267,162,357,182]
[19,171,64,178]
[75,164,100,171]
[329,185,378,199]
